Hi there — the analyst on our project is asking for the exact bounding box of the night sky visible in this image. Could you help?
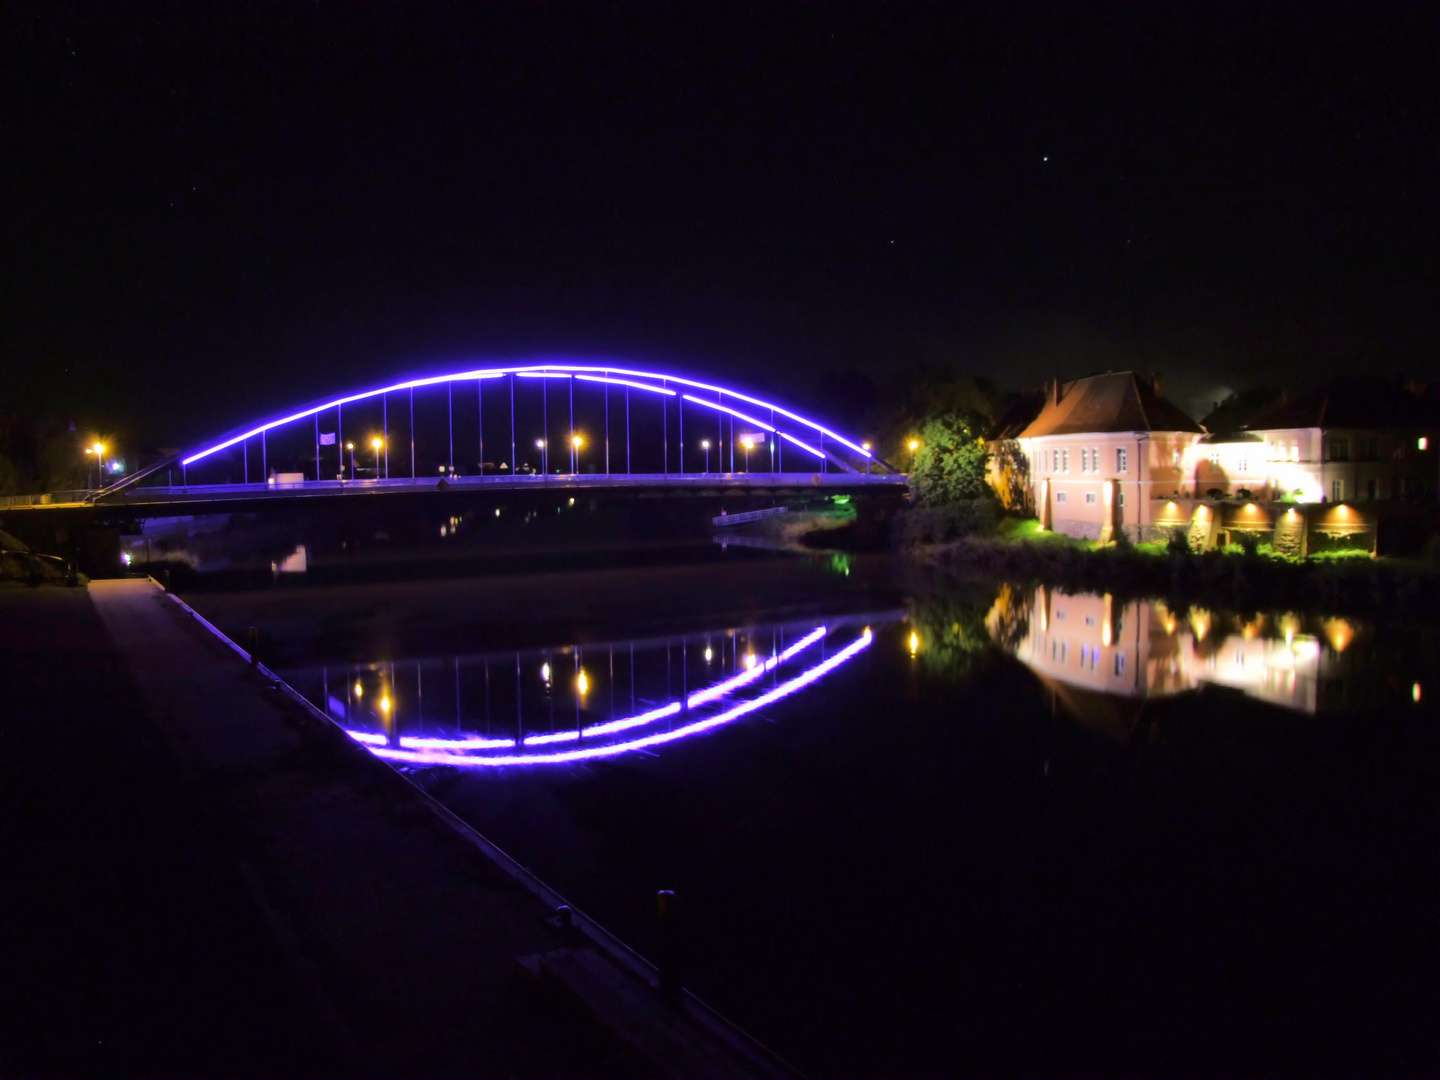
[3,2,1435,447]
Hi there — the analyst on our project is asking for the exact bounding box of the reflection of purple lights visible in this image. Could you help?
[687,626,826,706]
[680,395,776,434]
[343,630,828,752]
[181,362,873,467]
[359,630,872,767]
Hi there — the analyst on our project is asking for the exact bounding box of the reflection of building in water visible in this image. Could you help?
[989,588,1394,736]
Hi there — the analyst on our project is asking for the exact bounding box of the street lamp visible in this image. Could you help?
[535,438,547,475]
[572,434,583,473]
[345,441,355,480]
[908,438,919,471]
[700,439,711,473]
[92,443,105,487]
[371,436,384,479]
[741,435,756,473]
[862,441,872,475]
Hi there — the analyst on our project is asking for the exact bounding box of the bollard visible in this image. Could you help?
[247,626,259,666]
[655,889,681,1002]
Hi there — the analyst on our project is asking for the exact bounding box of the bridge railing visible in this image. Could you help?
[1,490,95,508]
[713,506,788,527]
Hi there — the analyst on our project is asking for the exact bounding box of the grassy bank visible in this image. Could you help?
[909,517,1438,618]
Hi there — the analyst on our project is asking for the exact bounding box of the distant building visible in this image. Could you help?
[1013,371,1205,541]
[1240,377,1437,504]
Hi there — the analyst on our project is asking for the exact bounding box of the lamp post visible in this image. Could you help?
[346,442,355,480]
[572,434,583,474]
[535,438,547,475]
[93,443,105,487]
[371,437,384,479]
[908,439,919,471]
[741,435,755,473]
[700,439,710,473]
[862,441,872,475]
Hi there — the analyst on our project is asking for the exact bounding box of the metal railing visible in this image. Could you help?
[713,506,788,527]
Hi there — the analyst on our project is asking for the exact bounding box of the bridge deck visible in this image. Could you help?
[8,471,907,510]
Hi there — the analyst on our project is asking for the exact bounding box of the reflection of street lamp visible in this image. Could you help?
[371,436,383,479]
[908,438,919,471]
[741,435,756,472]
[345,442,355,480]
[700,439,711,473]
[572,434,583,473]
[535,438,547,475]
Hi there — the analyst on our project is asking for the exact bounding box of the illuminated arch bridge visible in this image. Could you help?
[104,361,904,504]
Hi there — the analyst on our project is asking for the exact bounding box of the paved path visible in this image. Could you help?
[1,580,626,1076]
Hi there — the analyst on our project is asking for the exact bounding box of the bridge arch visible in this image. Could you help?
[168,361,892,488]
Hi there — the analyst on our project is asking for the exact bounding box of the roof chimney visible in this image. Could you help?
[1050,378,1061,407]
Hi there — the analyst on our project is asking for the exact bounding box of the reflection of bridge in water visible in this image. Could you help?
[989,587,1417,739]
[287,612,898,767]
[28,361,907,513]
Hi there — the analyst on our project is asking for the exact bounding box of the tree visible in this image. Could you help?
[910,412,991,505]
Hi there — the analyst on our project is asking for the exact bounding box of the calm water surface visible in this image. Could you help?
[191,548,1437,1077]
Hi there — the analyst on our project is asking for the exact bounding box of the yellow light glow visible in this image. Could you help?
[577,671,589,695]
[1101,621,1112,647]
[908,439,920,452]
[541,662,551,682]
[92,443,105,454]
[1190,609,1211,642]
[744,652,757,669]
[1413,683,1422,703]
[908,631,920,656]
[1420,437,1429,451]
[380,695,391,713]
[1322,618,1354,653]
[862,441,872,451]
[572,435,583,449]
[701,439,710,450]
[354,681,363,698]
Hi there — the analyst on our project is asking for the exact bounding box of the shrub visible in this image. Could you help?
[1233,531,1261,557]
[1206,488,1225,500]
[1166,527,1191,556]
[894,499,1001,545]
[1236,488,1253,500]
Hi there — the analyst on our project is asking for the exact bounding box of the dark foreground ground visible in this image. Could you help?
[0,582,655,1078]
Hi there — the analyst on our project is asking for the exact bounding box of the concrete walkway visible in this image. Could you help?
[1,580,626,1077]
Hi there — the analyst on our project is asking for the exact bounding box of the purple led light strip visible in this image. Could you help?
[181,362,871,466]
[680,394,775,434]
[575,375,676,396]
[361,630,872,767]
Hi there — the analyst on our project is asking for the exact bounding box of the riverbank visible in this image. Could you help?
[908,525,1438,617]
[2,578,784,1077]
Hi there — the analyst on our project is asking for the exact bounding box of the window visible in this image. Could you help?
[1062,449,1070,472]
[1118,491,1126,507]
[1085,492,1098,505]
[1084,615,1097,627]
[1052,449,1060,472]
[1329,438,1350,462]
[1361,437,1378,460]
[1290,441,1299,461]
[1114,653,1127,676]
[1332,479,1344,502]
[1237,453,1248,473]
[1116,447,1128,473]
[1208,450,1221,466]
[1366,478,1379,501]
[1056,491,1068,503]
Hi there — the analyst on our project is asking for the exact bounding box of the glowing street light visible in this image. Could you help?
[862,441,872,475]
[576,670,589,696]
[535,438,548,475]
[741,435,756,473]
[371,436,384,478]
[908,438,920,470]
[572,433,583,473]
[700,439,711,473]
[345,441,356,480]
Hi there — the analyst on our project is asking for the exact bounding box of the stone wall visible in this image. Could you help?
[1272,513,1306,558]
[1054,518,1104,541]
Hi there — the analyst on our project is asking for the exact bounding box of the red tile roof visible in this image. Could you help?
[1017,372,1203,438]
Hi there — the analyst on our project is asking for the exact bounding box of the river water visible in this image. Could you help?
[178,538,1436,1076]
